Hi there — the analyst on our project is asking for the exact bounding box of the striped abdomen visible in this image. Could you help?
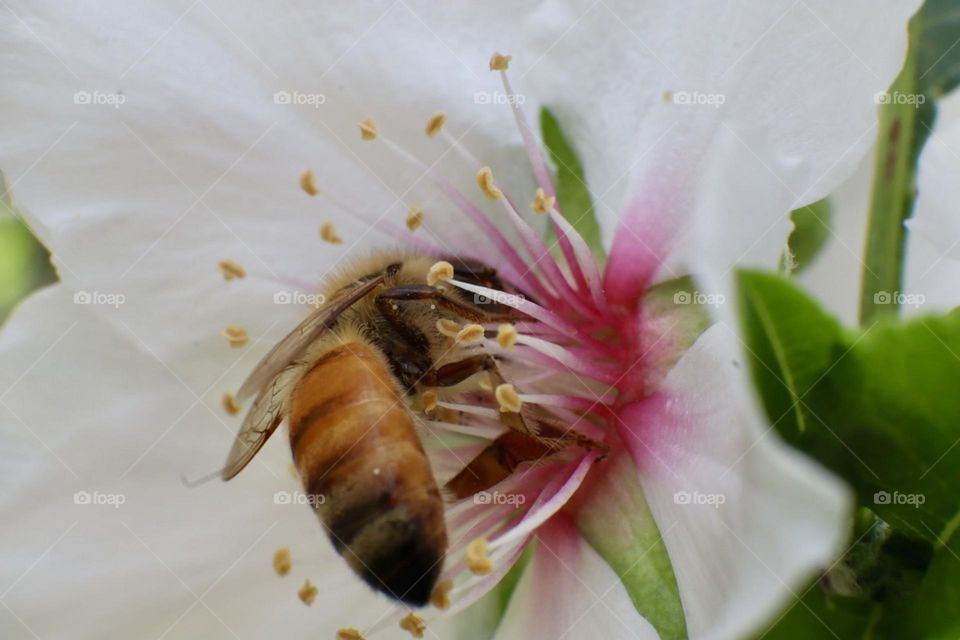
[288,341,447,606]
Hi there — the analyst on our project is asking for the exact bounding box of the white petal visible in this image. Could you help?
[0,286,407,638]
[619,325,851,640]
[0,0,546,394]
[493,515,659,640]
[525,0,917,301]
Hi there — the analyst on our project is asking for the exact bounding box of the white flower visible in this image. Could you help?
[0,1,916,639]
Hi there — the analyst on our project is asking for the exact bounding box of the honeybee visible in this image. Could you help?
[222,252,574,606]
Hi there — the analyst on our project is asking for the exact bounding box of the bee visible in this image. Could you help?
[222,252,572,606]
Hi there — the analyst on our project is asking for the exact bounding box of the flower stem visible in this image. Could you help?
[858,22,923,326]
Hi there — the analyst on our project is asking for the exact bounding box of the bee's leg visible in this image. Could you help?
[418,354,532,435]
[376,285,523,323]
[444,430,553,500]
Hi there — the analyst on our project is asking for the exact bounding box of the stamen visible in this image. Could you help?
[427,261,454,286]
[272,547,291,576]
[489,52,511,71]
[422,390,438,413]
[358,117,378,140]
[476,166,502,200]
[299,169,319,196]
[497,324,518,350]
[425,112,446,137]
[425,419,502,440]
[406,206,425,231]
[297,579,318,605]
[495,384,522,413]
[222,326,249,348]
[456,324,485,345]
[431,579,454,610]
[222,393,242,416]
[217,259,246,280]
[466,537,494,574]
[530,188,555,215]
[436,318,461,338]
[337,629,366,640]
[320,222,343,244]
[399,613,426,638]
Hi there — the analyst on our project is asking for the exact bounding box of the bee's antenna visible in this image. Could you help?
[180,467,227,488]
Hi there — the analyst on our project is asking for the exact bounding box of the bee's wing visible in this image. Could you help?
[235,274,387,402]
[221,274,386,480]
[221,373,291,480]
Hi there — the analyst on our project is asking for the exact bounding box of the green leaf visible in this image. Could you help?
[737,269,960,544]
[539,108,606,261]
[575,450,686,640]
[735,270,846,445]
[916,0,960,98]
[782,198,832,275]
[755,586,880,640]
[882,534,960,639]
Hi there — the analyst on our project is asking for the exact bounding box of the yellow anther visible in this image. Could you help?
[320,221,343,245]
[406,206,425,231]
[425,112,446,138]
[431,579,453,610]
[530,188,556,215]
[337,629,366,640]
[297,579,318,605]
[299,169,319,196]
[222,393,242,416]
[476,166,502,200]
[399,612,426,638]
[456,324,485,345]
[427,261,454,286]
[359,117,378,140]
[489,52,511,71]
[436,318,461,338]
[222,326,249,348]
[273,547,291,576]
[422,390,438,413]
[497,324,518,350]
[217,259,246,281]
[466,537,493,575]
[495,383,522,413]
